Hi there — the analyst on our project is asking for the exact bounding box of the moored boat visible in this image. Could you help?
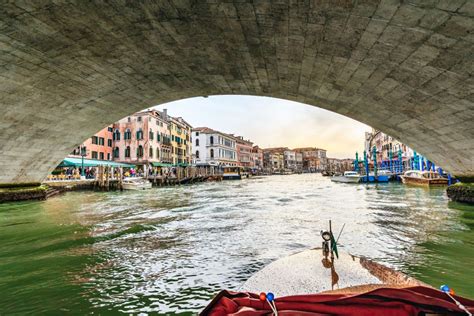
[331,171,361,183]
[122,177,152,190]
[223,166,242,180]
[401,170,448,186]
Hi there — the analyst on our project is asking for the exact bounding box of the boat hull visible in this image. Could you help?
[331,176,360,183]
[122,181,152,190]
[223,173,241,180]
[401,176,448,186]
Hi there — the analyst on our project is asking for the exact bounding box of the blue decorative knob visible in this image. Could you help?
[440,285,450,293]
[267,292,275,302]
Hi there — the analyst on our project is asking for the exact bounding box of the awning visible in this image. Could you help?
[58,157,135,168]
[175,163,189,167]
[150,162,173,167]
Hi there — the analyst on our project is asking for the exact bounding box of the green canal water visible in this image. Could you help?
[0,174,473,314]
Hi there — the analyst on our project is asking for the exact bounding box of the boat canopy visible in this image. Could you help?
[202,287,474,315]
[58,157,135,168]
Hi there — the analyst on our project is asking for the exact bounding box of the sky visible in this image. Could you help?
[154,95,371,159]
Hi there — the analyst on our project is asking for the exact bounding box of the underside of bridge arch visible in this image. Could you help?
[0,1,473,183]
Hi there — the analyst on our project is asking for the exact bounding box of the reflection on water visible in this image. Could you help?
[0,174,472,314]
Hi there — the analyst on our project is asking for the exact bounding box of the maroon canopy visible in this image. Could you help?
[201,287,474,316]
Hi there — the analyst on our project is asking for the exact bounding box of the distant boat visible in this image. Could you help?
[331,171,361,183]
[122,177,152,190]
[400,170,448,186]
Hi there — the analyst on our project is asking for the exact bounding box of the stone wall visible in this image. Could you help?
[0,1,473,183]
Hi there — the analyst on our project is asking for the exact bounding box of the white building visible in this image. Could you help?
[192,127,238,166]
[284,150,297,170]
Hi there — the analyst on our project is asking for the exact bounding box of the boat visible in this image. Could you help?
[201,223,474,315]
[331,171,361,183]
[400,170,448,186]
[361,170,391,183]
[222,166,242,180]
[122,177,152,190]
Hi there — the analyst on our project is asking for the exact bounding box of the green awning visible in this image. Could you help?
[58,157,135,168]
[175,163,189,167]
[150,162,173,167]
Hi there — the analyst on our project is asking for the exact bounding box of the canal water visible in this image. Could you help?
[0,174,472,314]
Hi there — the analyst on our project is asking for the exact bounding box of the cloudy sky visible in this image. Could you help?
[154,95,370,159]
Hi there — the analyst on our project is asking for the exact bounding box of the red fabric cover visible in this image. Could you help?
[201,287,474,316]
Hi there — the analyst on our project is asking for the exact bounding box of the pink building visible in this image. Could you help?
[71,125,113,160]
[235,136,253,168]
[251,146,264,170]
[112,109,172,173]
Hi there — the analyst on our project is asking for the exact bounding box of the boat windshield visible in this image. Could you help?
[344,171,358,176]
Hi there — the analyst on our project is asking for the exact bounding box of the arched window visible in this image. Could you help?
[136,128,143,140]
[196,138,199,146]
[125,146,131,158]
[156,149,160,158]
[113,129,120,141]
[210,149,214,158]
[149,147,153,158]
[149,129,154,140]
[210,136,214,145]
[113,147,119,158]
[196,150,200,158]
[137,145,143,158]
[124,129,131,140]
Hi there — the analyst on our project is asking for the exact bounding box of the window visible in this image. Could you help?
[125,146,130,158]
[210,149,214,158]
[99,152,104,160]
[99,137,105,146]
[210,136,214,145]
[108,127,113,132]
[195,131,199,136]
[149,147,153,158]
[107,139,112,147]
[92,151,98,159]
[157,133,161,142]
[124,129,131,140]
[196,138,199,146]
[137,145,143,158]
[107,153,110,160]
[113,147,119,158]
[92,136,98,144]
[196,150,200,158]
[149,129,154,140]
[136,129,143,140]
[172,135,175,141]
[113,130,120,141]
[157,149,159,158]
[137,116,142,122]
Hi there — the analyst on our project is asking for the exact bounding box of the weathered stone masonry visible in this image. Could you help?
[0,0,473,183]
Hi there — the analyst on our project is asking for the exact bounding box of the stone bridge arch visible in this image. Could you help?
[0,1,473,183]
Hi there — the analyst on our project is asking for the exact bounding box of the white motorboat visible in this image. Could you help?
[331,171,361,183]
[122,177,152,190]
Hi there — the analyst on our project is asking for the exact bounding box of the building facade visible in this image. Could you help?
[169,115,192,165]
[251,146,264,171]
[71,125,114,161]
[263,148,286,173]
[192,127,238,166]
[294,147,327,172]
[284,150,297,170]
[365,128,414,169]
[235,136,253,168]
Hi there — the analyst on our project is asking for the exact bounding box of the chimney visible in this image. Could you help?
[163,108,168,120]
